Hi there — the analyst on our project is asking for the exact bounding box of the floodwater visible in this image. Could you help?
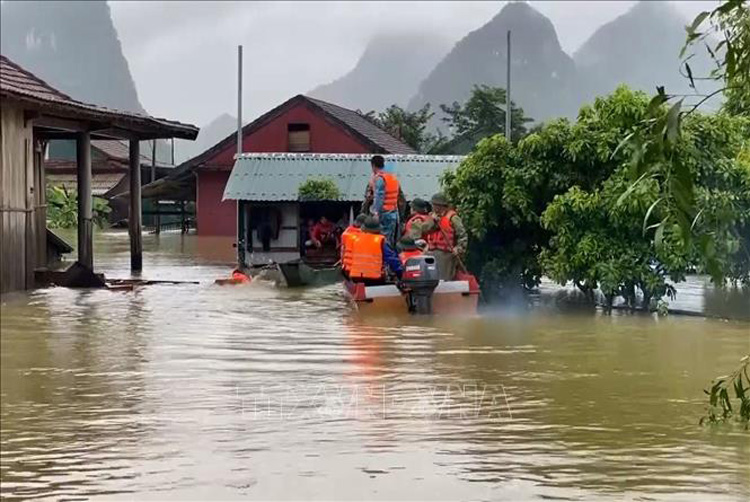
[1,230,749,501]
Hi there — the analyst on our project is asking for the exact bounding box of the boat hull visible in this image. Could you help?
[344,278,480,315]
[278,260,341,287]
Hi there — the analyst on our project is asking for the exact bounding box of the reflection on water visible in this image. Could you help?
[1,231,749,500]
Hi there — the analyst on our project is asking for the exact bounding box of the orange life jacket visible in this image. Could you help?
[231,270,251,283]
[403,213,430,237]
[348,232,385,280]
[399,249,422,265]
[369,172,399,212]
[426,210,457,252]
[340,226,361,272]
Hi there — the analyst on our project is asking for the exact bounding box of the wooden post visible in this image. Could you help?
[129,139,142,271]
[76,131,93,269]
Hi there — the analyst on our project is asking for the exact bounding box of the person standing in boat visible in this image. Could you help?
[426,193,468,281]
[347,216,403,284]
[402,198,434,241]
[367,155,400,247]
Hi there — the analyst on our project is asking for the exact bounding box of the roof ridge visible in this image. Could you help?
[0,54,73,101]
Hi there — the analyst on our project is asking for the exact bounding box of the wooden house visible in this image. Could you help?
[0,54,197,293]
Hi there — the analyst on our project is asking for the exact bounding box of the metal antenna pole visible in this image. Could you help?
[506,30,512,142]
[237,45,243,157]
[236,45,246,268]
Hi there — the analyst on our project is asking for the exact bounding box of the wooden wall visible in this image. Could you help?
[1,100,38,294]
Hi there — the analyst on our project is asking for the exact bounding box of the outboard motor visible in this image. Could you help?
[400,255,440,314]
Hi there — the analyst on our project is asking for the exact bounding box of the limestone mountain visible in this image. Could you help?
[408,2,579,129]
[574,1,718,107]
[309,32,451,112]
[0,0,145,113]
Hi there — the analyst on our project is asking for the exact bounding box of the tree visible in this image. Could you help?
[361,104,446,153]
[620,0,750,285]
[442,87,647,296]
[442,86,750,302]
[439,84,533,144]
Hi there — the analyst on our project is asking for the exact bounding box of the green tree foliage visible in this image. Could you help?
[46,185,111,229]
[298,178,341,201]
[440,84,533,144]
[701,355,750,429]
[683,0,750,116]
[620,1,750,286]
[361,104,447,153]
[442,86,750,302]
[442,87,650,295]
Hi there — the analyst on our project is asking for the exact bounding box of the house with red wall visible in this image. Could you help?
[159,95,415,236]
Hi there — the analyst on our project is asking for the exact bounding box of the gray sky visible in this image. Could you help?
[109,1,717,127]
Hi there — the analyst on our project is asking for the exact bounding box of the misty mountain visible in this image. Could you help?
[408,2,579,129]
[574,1,718,106]
[0,0,145,114]
[175,113,237,164]
[309,32,451,112]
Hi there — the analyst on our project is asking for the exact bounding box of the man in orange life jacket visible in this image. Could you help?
[346,216,403,284]
[426,192,468,281]
[340,213,367,274]
[402,197,434,241]
[368,155,400,248]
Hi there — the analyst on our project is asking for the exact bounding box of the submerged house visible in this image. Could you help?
[140,94,416,237]
[222,153,465,265]
[0,54,197,293]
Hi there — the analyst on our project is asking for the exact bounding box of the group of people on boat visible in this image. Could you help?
[341,155,468,284]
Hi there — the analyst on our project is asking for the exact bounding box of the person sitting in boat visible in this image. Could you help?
[403,198,434,241]
[306,216,337,249]
[397,237,423,265]
[346,216,403,284]
[426,192,468,281]
[341,214,367,273]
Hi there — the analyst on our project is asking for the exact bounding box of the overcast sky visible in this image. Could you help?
[108,1,718,127]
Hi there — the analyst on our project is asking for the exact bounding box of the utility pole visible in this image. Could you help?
[236,45,246,268]
[506,30,512,142]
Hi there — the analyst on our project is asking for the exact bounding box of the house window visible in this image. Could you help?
[287,123,310,152]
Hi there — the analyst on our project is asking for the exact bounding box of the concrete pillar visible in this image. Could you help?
[129,139,142,271]
[76,131,93,269]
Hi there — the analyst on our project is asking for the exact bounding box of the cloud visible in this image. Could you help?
[108,0,719,127]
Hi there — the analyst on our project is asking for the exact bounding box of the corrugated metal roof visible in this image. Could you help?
[223,153,465,202]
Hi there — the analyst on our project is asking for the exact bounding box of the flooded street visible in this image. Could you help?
[1,231,749,500]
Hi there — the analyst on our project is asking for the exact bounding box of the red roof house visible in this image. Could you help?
[157,94,415,236]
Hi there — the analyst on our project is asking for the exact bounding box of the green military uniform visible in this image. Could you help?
[427,193,468,281]
[403,198,434,241]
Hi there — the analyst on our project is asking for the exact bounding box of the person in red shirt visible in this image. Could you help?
[308,216,337,249]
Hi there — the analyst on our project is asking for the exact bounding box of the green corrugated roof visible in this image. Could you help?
[222,153,465,202]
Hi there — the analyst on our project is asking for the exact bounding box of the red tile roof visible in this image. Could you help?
[0,54,198,140]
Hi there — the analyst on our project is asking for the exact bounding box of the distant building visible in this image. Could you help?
[144,95,416,237]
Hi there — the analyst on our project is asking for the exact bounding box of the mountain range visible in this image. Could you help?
[312,1,717,130]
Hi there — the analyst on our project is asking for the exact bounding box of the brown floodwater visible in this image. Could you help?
[1,230,749,500]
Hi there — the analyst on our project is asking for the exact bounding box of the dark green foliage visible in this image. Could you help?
[298,178,341,201]
[439,85,532,144]
[701,355,750,428]
[361,104,446,153]
[442,85,750,302]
